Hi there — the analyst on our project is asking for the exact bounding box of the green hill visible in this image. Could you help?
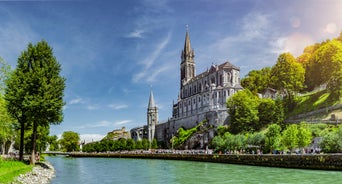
[287,89,342,119]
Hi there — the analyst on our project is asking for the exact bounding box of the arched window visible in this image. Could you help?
[211,77,215,84]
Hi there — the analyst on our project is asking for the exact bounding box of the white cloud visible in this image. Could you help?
[272,33,314,57]
[240,12,269,40]
[127,29,145,38]
[114,120,132,125]
[324,22,337,34]
[86,105,99,110]
[69,97,84,105]
[146,66,168,83]
[132,32,171,83]
[108,104,128,110]
[79,119,132,129]
[90,120,111,128]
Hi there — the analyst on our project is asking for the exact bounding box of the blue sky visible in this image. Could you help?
[1,0,341,142]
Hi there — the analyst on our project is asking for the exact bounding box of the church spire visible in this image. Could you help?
[180,25,196,87]
[183,26,191,57]
[148,90,156,109]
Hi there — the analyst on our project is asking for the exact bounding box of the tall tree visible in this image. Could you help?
[227,89,260,134]
[0,58,14,155]
[241,67,271,94]
[258,98,284,129]
[265,124,281,153]
[297,124,312,150]
[270,53,305,96]
[270,53,305,112]
[5,41,65,164]
[59,131,80,152]
[305,40,342,90]
[281,124,299,152]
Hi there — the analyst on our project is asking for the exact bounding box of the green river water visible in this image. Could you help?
[46,156,342,184]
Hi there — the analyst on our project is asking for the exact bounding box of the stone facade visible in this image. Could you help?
[131,29,243,148]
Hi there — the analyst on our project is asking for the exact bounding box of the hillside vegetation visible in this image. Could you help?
[288,90,342,117]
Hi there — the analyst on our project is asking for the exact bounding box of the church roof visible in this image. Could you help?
[187,61,240,83]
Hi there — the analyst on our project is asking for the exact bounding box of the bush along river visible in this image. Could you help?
[46,155,342,184]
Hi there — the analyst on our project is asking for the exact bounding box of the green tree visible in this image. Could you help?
[126,138,136,150]
[297,124,313,150]
[141,139,149,150]
[270,53,305,112]
[241,67,271,93]
[227,89,260,133]
[135,140,143,149]
[271,53,305,95]
[281,124,299,152]
[265,124,282,153]
[59,131,80,152]
[257,98,284,129]
[5,41,65,164]
[246,132,265,151]
[319,132,340,153]
[0,58,15,155]
[211,135,225,153]
[0,96,15,155]
[151,138,158,149]
[327,67,342,99]
[305,39,342,90]
[47,135,59,151]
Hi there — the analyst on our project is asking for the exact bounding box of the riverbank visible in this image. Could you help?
[12,161,55,184]
[67,152,342,171]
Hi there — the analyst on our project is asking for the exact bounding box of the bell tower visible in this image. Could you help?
[180,26,195,87]
[147,90,158,144]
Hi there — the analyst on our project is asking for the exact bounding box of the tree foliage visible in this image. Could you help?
[47,135,59,151]
[265,124,282,152]
[281,124,299,151]
[82,138,156,152]
[241,67,271,93]
[227,89,260,134]
[0,58,14,155]
[270,53,305,95]
[305,39,342,90]
[5,41,65,164]
[258,98,284,129]
[320,125,342,153]
[59,131,80,152]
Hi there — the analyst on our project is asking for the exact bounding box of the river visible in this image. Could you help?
[46,156,342,184]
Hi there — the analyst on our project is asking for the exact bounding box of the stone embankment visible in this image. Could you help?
[68,152,342,171]
[12,162,55,184]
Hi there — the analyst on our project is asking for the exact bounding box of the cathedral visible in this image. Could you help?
[130,29,243,148]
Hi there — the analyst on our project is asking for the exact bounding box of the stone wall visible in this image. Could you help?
[155,110,229,146]
[69,153,342,171]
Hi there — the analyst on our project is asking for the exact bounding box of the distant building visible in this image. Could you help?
[131,29,243,148]
[104,127,130,140]
[262,87,277,99]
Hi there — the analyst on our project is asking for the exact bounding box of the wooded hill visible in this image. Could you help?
[241,31,342,118]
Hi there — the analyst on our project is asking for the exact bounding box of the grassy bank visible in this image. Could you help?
[0,159,33,184]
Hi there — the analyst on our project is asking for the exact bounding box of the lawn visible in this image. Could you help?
[0,159,33,184]
[287,90,342,117]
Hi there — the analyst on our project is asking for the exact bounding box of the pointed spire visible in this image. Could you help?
[184,25,192,55]
[148,90,156,108]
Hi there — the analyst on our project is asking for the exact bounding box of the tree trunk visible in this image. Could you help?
[19,119,25,161]
[30,121,37,165]
[1,143,5,155]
